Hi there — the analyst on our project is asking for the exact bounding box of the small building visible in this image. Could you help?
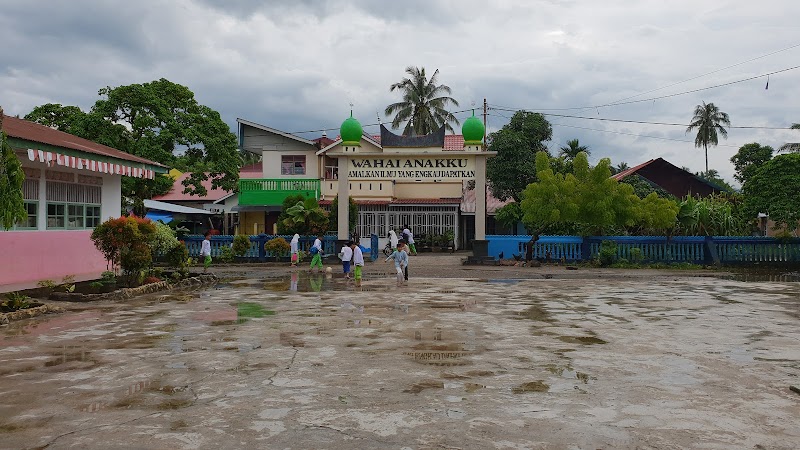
[612,158,724,198]
[236,112,495,251]
[0,115,167,292]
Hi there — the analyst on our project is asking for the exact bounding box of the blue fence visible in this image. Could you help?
[487,235,800,265]
[182,234,378,262]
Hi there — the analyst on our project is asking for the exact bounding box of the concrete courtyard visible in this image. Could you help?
[1,255,799,449]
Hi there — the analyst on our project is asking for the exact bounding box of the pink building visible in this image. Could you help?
[0,115,166,293]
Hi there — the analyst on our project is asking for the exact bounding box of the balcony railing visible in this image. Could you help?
[239,178,320,206]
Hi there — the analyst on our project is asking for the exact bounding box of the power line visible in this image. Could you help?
[489,108,795,130]
[605,42,800,105]
[289,108,476,135]
[487,112,739,148]
[490,64,800,111]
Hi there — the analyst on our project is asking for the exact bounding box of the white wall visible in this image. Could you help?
[101,173,122,221]
[262,150,319,179]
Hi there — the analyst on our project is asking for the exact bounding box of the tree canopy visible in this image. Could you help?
[730,142,774,185]
[742,153,800,230]
[686,102,730,173]
[25,79,240,203]
[519,151,678,236]
[0,108,28,230]
[486,111,553,202]
[384,66,460,135]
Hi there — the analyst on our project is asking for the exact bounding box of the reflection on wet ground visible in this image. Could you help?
[1,274,799,449]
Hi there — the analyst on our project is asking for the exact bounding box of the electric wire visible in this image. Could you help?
[488,108,795,130]
[489,64,800,111]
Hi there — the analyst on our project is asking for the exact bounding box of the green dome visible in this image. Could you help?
[462,113,485,146]
[340,113,363,146]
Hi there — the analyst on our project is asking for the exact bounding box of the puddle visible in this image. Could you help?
[725,270,800,282]
[512,381,550,393]
[261,274,367,292]
[517,304,554,322]
[404,380,444,394]
[238,302,275,318]
[557,335,607,345]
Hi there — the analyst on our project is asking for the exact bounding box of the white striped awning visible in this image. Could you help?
[26,149,156,179]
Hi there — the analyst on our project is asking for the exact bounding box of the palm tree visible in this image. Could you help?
[779,123,800,152]
[612,162,629,175]
[686,102,731,173]
[384,66,460,135]
[559,139,589,160]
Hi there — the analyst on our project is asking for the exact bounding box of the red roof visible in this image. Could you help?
[153,172,232,202]
[326,134,467,150]
[239,162,262,179]
[611,159,654,181]
[443,135,465,150]
[1,114,164,167]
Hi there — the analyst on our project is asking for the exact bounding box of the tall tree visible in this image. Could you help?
[730,142,773,185]
[558,139,589,160]
[486,111,553,202]
[384,66,460,135]
[742,153,800,231]
[686,102,730,173]
[779,123,800,153]
[0,108,28,230]
[25,79,240,203]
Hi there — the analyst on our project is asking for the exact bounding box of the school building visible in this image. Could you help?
[235,112,497,252]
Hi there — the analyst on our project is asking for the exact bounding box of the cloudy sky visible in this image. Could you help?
[2,0,799,185]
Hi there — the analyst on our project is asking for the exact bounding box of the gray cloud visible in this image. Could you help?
[2,0,799,187]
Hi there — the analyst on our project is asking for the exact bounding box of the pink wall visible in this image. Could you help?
[0,230,109,292]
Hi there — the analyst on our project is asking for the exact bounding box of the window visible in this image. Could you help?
[12,201,38,230]
[86,206,101,228]
[48,203,66,229]
[281,155,306,175]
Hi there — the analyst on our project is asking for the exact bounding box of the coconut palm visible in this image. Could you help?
[559,139,589,160]
[384,66,460,135]
[612,162,629,175]
[686,102,731,173]
[779,123,800,152]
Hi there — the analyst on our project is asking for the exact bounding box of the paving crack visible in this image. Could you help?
[35,411,161,449]
[267,348,300,386]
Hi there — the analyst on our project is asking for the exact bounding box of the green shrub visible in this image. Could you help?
[232,235,251,257]
[165,242,190,276]
[218,246,234,263]
[264,237,291,258]
[36,279,56,289]
[598,240,617,267]
[150,220,179,256]
[100,271,116,285]
[89,281,104,290]
[2,292,31,312]
[628,247,643,263]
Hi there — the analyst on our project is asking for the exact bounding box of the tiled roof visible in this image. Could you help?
[153,172,232,202]
[611,159,655,180]
[1,114,164,167]
[443,135,465,150]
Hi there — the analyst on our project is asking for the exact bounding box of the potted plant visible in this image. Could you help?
[442,230,455,252]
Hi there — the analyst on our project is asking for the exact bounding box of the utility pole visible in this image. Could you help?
[482,98,487,147]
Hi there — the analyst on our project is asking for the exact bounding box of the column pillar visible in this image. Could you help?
[337,156,349,241]
[472,155,489,257]
[38,169,47,230]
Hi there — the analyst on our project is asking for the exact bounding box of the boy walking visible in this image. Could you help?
[339,241,353,278]
[385,241,409,286]
[309,234,324,273]
[201,231,212,273]
[351,241,365,287]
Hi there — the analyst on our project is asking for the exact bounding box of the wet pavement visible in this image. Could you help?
[1,258,800,449]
